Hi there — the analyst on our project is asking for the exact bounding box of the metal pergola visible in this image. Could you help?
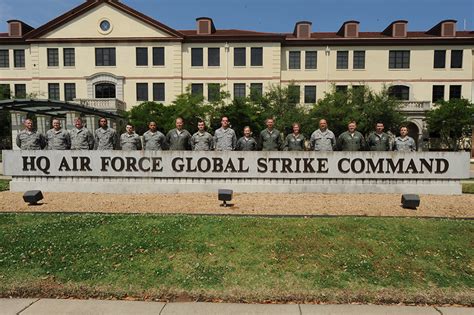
[0,99,124,119]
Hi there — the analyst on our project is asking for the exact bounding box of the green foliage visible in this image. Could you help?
[124,102,172,135]
[462,183,474,194]
[310,85,406,136]
[426,98,474,151]
[0,214,472,304]
[258,84,313,136]
[0,179,9,191]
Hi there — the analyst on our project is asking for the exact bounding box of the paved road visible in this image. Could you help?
[0,299,472,315]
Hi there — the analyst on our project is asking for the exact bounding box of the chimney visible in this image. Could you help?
[427,20,457,37]
[382,20,408,37]
[196,17,216,35]
[337,21,360,38]
[293,21,312,39]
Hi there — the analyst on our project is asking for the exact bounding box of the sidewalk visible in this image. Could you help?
[1,299,472,315]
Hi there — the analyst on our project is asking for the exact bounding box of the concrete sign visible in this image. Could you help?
[2,150,470,195]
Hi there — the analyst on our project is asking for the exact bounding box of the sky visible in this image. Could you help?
[0,0,473,33]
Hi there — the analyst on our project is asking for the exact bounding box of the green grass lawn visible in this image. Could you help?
[0,179,9,192]
[463,183,474,194]
[0,214,472,305]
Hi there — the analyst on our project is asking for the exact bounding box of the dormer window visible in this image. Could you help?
[196,17,216,35]
[441,21,456,37]
[382,20,408,38]
[427,20,457,37]
[294,21,312,39]
[337,21,359,38]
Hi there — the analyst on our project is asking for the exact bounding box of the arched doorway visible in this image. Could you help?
[406,122,420,150]
[95,83,116,99]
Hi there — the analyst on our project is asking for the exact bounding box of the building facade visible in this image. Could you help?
[1,0,473,143]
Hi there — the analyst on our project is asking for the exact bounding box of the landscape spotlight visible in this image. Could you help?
[218,189,233,207]
[401,194,420,210]
[23,190,43,205]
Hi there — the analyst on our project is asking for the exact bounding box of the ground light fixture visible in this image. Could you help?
[401,194,420,210]
[23,190,44,205]
[218,189,233,207]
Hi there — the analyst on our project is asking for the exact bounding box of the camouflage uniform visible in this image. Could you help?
[69,127,94,150]
[337,131,366,151]
[258,129,282,151]
[235,136,258,151]
[94,127,118,150]
[46,128,71,150]
[120,132,142,151]
[143,130,166,150]
[166,128,191,150]
[283,133,306,151]
[191,131,214,151]
[310,129,336,151]
[394,136,416,152]
[16,130,46,150]
[213,127,237,151]
[367,132,391,151]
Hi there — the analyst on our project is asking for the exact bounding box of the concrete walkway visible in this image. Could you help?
[0,299,472,315]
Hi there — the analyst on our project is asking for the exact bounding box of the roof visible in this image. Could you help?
[24,0,183,39]
[0,0,472,45]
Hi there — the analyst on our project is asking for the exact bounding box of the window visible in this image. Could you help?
[191,48,203,67]
[136,47,148,66]
[47,48,59,67]
[0,84,11,99]
[433,50,446,68]
[251,47,263,66]
[289,51,301,69]
[234,48,246,66]
[14,84,26,98]
[449,85,461,99]
[336,51,348,69]
[64,83,76,101]
[234,83,246,99]
[153,47,165,66]
[153,83,165,102]
[432,85,444,103]
[0,50,9,68]
[304,86,316,103]
[388,85,409,100]
[95,83,116,98]
[191,83,204,96]
[250,83,263,101]
[336,85,348,94]
[14,49,25,68]
[305,51,317,69]
[208,48,220,67]
[353,51,365,69]
[450,50,463,68]
[288,85,300,104]
[208,83,220,102]
[63,48,75,67]
[389,50,410,69]
[48,83,60,100]
[136,83,148,101]
[95,48,116,66]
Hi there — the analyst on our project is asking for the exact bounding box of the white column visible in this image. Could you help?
[10,111,27,150]
[66,111,80,130]
[85,115,99,133]
[36,115,50,135]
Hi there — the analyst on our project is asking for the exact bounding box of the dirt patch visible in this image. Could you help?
[0,191,473,218]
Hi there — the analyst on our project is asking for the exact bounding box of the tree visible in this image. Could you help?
[0,85,12,149]
[426,98,474,151]
[310,85,405,136]
[124,101,173,135]
[257,84,312,136]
